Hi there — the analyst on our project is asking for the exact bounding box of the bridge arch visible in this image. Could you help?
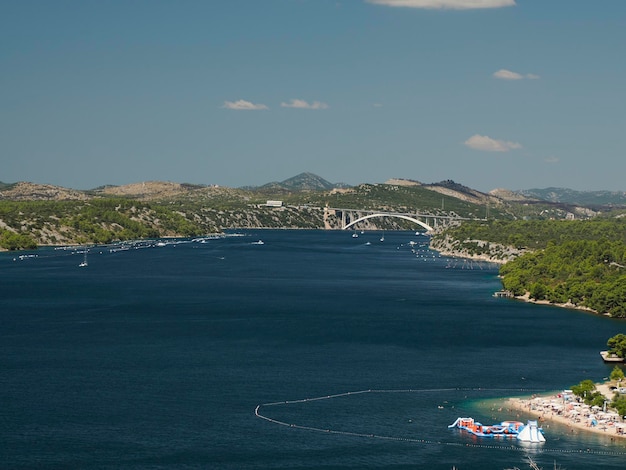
[343,213,433,232]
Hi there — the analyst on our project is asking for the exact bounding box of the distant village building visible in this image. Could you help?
[265,200,283,207]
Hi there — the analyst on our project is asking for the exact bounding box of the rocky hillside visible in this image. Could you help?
[92,181,249,202]
[0,182,89,201]
[425,180,499,206]
[94,181,205,199]
[489,188,535,202]
[255,172,349,191]
[429,232,528,264]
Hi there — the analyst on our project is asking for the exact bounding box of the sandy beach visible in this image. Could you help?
[503,383,626,440]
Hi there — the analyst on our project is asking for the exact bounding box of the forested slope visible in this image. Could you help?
[433,219,626,318]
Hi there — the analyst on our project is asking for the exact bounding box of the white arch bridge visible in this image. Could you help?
[331,209,477,232]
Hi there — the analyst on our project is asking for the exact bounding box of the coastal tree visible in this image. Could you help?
[607,333,626,358]
[529,281,548,301]
[571,379,596,402]
[611,395,626,418]
[571,380,607,407]
[610,365,625,383]
[0,229,37,250]
[588,391,607,408]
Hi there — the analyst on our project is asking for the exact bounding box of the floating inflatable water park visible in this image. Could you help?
[449,417,546,443]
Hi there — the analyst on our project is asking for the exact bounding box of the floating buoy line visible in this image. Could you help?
[254,388,626,458]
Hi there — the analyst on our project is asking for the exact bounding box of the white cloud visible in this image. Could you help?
[222,99,268,110]
[366,0,515,10]
[493,69,523,80]
[493,69,540,80]
[545,156,560,164]
[464,134,522,152]
[281,99,329,110]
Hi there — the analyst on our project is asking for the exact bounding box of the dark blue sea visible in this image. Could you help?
[2,229,626,469]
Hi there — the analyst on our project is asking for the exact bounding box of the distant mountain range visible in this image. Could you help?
[245,172,351,191]
[515,187,626,207]
[2,174,626,208]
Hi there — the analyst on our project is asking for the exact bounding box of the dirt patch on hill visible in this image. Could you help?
[0,182,89,201]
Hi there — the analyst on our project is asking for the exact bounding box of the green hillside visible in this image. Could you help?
[434,218,626,318]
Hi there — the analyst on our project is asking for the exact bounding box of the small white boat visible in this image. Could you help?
[79,248,88,267]
[252,240,264,245]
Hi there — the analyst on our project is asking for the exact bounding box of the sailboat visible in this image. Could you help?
[79,247,88,267]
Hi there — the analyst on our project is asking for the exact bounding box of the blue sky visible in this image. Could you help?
[2,0,625,192]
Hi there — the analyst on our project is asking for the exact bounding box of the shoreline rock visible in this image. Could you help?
[429,234,525,265]
[513,292,602,315]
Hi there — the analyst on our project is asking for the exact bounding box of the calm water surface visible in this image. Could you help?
[1,230,625,469]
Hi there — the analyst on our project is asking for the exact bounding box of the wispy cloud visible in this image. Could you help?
[493,69,540,80]
[366,0,516,10]
[281,99,329,110]
[464,134,522,152]
[545,156,560,164]
[222,99,268,110]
